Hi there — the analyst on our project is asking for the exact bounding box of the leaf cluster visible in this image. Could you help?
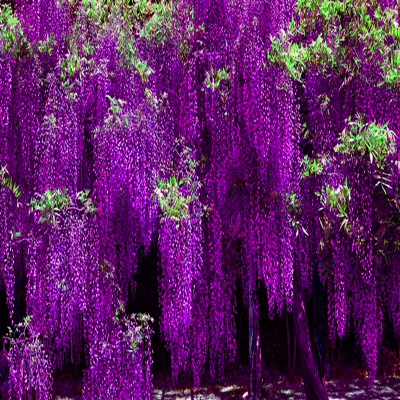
[334,114,397,171]
[141,0,174,43]
[316,177,351,229]
[105,95,128,125]
[310,115,396,237]
[204,65,231,102]
[1,165,21,201]
[37,36,55,56]
[29,188,70,226]
[267,0,400,89]
[286,191,309,236]
[29,187,95,227]
[301,154,327,177]
[59,50,94,81]
[134,58,153,83]
[0,4,30,57]
[153,171,193,222]
[144,88,167,112]
[152,144,203,224]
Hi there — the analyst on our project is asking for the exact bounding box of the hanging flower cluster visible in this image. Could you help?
[5,316,53,400]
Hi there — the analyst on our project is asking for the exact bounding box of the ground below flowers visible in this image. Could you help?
[47,363,400,400]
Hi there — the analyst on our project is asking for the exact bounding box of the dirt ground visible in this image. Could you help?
[150,368,400,400]
[151,377,400,400]
[48,365,400,400]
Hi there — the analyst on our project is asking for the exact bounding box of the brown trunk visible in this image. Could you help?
[292,323,296,371]
[398,337,400,360]
[248,262,261,400]
[249,312,261,399]
[286,308,291,371]
[293,270,329,400]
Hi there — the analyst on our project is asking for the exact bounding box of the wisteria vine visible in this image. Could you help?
[1,0,400,397]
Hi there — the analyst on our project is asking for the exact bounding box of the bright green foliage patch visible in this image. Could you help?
[204,65,231,101]
[29,188,95,227]
[267,0,400,89]
[0,4,30,57]
[37,36,56,56]
[104,95,129,126]
[1,165,21,201]
[30,188,71,226]
[334,114,397,170]
[287,191,309,236]
[316,177,351,229]
[152,142,203,223]
[301,155,327,177]
[141,0,174,42]
[153,169,194,222]
[134,59,153,83]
